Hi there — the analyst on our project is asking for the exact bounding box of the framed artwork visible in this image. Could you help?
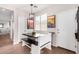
[47,15,56,28]
[27,17,34,29]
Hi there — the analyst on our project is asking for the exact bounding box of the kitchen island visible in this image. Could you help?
[22,32,51,54]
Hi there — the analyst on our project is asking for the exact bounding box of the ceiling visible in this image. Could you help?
[0,4,52,13]
[0,4,78,13]
[0,7,13,23]
[0,4,78,22]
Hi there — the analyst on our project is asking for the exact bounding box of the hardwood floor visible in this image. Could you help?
[41,47,76,54]
[0,34,12,47]
[0,44,30,54]
[0,34,76,54]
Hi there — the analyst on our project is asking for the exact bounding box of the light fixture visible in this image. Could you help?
[29,4,38,18]
[29,4,34,18]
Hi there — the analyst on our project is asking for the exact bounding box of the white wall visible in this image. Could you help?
[13,9,27,44]
[18,16,27,42]
[56,9,77,51]
[13,9,18,44]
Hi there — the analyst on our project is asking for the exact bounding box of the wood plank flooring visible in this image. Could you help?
[0,34,76,54]
[0,34,12,47]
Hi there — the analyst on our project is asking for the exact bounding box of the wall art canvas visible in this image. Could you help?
[47,15,55,28]
[27,17,34,29]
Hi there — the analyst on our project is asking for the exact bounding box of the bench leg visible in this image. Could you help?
[31,45,40,54]
[46,42,51,50]
[22,40,26,46]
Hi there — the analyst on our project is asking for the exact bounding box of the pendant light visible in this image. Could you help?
[29,4,34,18]
[29,4,38,18]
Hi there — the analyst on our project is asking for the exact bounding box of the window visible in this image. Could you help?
[35,13,47,31]
[0,24,4,28]
[41,14,47,31]
[35,16,41,30]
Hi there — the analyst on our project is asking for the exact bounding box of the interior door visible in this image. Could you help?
[56,9,77,52]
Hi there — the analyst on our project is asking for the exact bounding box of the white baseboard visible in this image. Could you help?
[51,44,58,47]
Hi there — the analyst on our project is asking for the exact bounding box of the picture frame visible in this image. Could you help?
[27,17,34,29]
[47,15,56,28]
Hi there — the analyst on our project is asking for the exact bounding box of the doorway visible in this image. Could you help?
[0,7,13,47]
